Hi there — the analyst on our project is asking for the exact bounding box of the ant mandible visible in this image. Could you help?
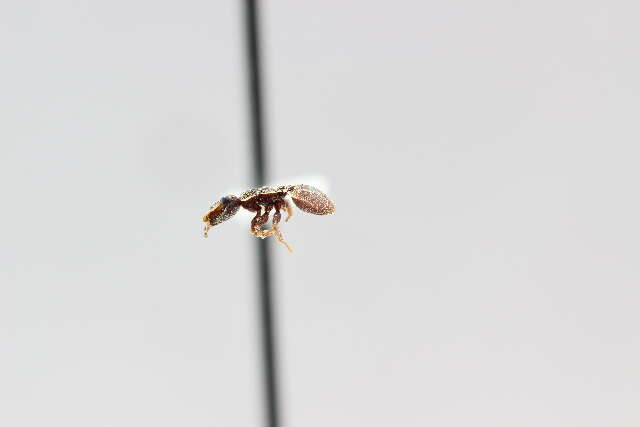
[202,184,335,252]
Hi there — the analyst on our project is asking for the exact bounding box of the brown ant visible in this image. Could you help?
[202,184,335,252]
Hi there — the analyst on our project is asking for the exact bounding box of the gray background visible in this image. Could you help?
[2,1,640,426]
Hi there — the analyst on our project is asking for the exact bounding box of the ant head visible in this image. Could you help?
[202,195,241,237]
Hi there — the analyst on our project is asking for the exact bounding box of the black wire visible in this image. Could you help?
[243,1,280,427]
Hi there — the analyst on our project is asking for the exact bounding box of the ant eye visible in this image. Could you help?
[220,196,230,206]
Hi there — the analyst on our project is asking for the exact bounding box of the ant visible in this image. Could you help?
[202,184,335,252]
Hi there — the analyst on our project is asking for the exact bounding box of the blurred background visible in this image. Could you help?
[2,1,640,426]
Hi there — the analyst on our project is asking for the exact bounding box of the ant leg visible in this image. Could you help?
[203,223,212,238]
[250,206,274,239]
[284,199,294,222]
[270,209,293,252]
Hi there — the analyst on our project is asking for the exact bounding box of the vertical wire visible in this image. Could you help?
[243,1,280,427]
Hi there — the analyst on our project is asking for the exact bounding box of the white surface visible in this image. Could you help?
[2,1,640,426]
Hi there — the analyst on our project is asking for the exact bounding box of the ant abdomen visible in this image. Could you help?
[289,185,336,215]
